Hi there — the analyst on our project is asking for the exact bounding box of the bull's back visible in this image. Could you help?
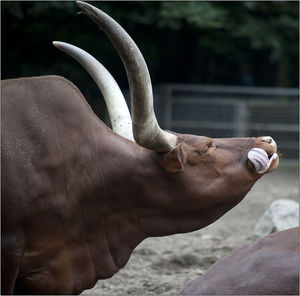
[181,228,299,295]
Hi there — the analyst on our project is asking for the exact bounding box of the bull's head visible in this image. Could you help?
[54,1,279,233]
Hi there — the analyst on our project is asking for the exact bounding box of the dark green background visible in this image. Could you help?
[2,1,299,98]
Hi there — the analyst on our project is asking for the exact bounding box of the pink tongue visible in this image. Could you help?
[247,148,269,174]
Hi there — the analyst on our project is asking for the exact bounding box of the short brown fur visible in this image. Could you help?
[181,228,299,295]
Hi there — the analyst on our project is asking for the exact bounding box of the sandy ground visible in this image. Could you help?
[82,164,299,295]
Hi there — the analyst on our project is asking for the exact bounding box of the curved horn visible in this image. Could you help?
[76,1,178,152]
[52,41,134,141]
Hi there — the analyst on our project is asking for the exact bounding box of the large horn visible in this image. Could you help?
[52,41,134,141]
[76,1,178,152]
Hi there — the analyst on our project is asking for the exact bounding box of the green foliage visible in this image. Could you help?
[158,2,227,30]
[2,1,299,87]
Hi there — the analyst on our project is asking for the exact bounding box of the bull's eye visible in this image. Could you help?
[192,141,216,157]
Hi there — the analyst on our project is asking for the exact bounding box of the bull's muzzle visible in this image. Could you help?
[248,136,279,174]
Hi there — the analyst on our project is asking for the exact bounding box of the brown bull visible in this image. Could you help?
[2,2,279,294]
[181,227,299,295]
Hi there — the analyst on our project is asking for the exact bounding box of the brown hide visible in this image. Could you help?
[2,76,144,294]
[2,76,278,294]
[181,228,299,295]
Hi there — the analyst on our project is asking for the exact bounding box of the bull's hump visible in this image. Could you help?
[2,76,103,169]
[2,75,99,127]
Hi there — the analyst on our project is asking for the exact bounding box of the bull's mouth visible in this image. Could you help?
[247,148,279,174]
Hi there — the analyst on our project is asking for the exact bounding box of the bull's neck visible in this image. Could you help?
[81,129,210,280]
[79,128,148,279]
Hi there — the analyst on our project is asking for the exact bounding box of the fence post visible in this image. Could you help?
[234,100,248,137]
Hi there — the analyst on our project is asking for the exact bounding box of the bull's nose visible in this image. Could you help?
[261,136,277,150]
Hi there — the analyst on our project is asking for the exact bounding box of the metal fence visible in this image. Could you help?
[153,84,299,161]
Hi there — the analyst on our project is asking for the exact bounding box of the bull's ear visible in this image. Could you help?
[157,143,188,173]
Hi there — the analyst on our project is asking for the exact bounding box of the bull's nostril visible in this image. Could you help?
[260,136,277,151]
[262,136,273,144]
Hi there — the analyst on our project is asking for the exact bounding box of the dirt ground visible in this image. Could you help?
[82,164,299,295]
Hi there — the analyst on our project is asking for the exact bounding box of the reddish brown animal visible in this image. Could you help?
[1,2,279,295]
[181,227,299,295]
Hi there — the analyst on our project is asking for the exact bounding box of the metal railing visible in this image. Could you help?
[153,84,299,161]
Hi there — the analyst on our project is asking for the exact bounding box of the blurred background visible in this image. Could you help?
[2,1,299,163]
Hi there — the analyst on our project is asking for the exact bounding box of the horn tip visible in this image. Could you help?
[76,1,104,18]
[76,1,91,10]
[52,41,63,49]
